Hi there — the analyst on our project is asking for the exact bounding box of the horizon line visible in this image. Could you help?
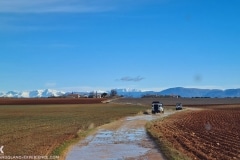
[1,86,240,93]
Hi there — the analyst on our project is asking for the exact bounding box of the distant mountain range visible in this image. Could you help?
[0,89,65,98]
[157,87,240,98]
[115,87,240,98]
[0,87,240,98]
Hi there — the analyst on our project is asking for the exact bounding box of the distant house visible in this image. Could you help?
[88,92,102,98]
[66,93,80,98]
[83,94,89,98]
[95,93,102,98]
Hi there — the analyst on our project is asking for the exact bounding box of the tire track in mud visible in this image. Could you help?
[66,112,174,160]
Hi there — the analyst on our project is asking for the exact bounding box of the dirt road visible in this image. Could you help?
[66,111,174,160]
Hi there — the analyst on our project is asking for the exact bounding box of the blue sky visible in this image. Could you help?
[0,0,240,92]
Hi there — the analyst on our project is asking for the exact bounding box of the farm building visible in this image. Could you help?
[66,93,81,98]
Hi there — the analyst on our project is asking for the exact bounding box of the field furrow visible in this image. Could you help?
[148,106,240,160]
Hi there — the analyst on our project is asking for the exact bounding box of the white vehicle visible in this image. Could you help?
[152,101,164,114]
[176,103,183,110]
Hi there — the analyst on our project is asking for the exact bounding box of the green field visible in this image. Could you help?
[0,104,148,158]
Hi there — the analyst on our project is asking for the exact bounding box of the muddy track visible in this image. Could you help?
[65,111,174,160]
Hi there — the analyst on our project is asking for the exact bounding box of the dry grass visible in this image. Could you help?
[0,104,148,157]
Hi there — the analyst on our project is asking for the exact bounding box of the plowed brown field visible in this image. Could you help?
[0,98,106,105]
[149,106,240,160]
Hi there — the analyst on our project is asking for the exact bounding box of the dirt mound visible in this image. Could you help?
[149,106,240,160]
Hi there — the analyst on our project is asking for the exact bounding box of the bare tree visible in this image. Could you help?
[101,92,108,98]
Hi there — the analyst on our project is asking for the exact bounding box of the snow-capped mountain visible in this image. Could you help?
[0,89,65,98]
[0,87,240,98]
[114,88,144,97]
[114,87,240,98]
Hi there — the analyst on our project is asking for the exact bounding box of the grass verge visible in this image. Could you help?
[52,127,96,160]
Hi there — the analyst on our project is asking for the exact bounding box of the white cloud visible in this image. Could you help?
[118,76,145,82]
[0,0,163,32]
[0,0,116,13]
[0,0,163,13]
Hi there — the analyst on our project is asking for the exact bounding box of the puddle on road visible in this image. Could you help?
[66,114,167,160]
[67,143,149,160]
[126,115,156,121]
[91,128,145,144]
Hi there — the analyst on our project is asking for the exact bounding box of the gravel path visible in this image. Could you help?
[66,111,174,160]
